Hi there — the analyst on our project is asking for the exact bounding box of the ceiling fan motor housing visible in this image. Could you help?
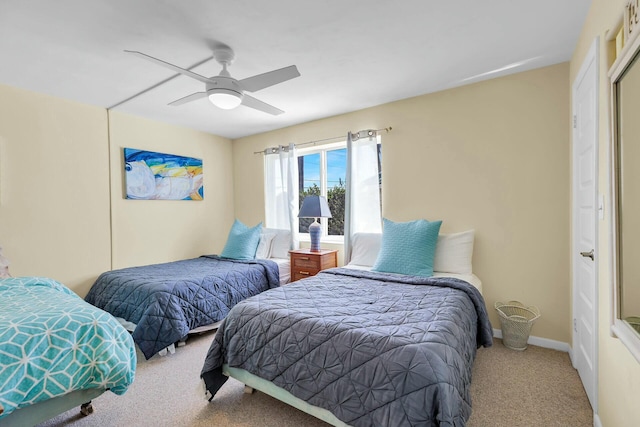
[205,77,243,97]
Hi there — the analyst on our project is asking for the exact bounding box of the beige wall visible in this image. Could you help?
[108,111,234,270]
[571,0,640,425]
[233,63,571,343]
[0,84,112,296]
[0,85,235,297]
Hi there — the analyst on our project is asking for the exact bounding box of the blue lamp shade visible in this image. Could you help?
[298,196,332,251]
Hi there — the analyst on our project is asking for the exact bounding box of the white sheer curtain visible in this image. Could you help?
[264,143,299,249]
[343,131,382,264]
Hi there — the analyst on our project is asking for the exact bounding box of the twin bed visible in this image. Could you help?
[201,229,493,426]
[0,277,136,426]
[84,227,293,360]
[84,256,283,360]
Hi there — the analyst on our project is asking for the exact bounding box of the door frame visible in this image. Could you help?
[571,37,599,414]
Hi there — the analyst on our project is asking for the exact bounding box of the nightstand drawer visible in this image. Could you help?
[292,255,321,270]
[292,270,317,281]
[289,249,338,282]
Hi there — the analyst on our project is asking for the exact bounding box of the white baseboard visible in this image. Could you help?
[492,329,571,353]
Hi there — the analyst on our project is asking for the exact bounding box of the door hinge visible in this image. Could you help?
[574,318,577,333]
[573,115,577,129]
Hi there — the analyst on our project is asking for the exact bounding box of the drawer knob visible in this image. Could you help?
[299,256,310,260]
[299,271,310,275]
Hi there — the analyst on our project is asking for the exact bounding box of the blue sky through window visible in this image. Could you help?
[302,148,346,191]
[327,149,346,187]
[302,153,320,190]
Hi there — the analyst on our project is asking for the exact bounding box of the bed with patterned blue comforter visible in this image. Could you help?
[85,255,280,360]
[202,268,493,426]
[0,277,136,421]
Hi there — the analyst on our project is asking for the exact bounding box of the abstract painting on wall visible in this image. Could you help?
[124,148,204,200]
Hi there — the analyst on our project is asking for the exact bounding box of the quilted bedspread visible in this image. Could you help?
[85,256,280,359]
[0,277,136,419]
[201,268,493,427]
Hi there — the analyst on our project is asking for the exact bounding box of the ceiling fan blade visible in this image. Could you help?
[168,91,209,106]
[241,94,284,115]
[239,65,300,92]
[125,50,213,84]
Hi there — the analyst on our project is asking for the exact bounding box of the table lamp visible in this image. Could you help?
[298,195,332,251]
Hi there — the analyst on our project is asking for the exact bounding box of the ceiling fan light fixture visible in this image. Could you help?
[208,89,243,110]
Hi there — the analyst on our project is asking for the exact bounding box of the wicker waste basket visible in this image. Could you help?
[495,301,540,351]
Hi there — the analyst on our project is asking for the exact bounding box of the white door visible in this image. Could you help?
[572,38,598,411]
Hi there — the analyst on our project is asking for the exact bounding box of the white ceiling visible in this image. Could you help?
[0,0,591,139]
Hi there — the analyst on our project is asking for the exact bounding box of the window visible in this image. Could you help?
[297,140,381,239]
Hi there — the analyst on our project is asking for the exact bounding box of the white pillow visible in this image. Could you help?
[347,229,475,274]
[262,228,292,259]
[349,232,382,267]
[255,233,276,259]
[433,230,475,274]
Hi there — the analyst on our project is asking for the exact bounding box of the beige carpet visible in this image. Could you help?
[38,334,592,427]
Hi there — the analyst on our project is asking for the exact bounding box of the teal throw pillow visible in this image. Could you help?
[220,219,262,260]
[372,218,442,277]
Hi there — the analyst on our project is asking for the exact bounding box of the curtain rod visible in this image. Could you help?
[254,126,392,154]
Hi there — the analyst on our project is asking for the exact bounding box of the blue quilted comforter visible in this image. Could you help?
[0,277,136,419]
[202,268,493,427]
[85,256,280,359]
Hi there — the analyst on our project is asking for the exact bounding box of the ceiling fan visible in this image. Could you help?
[125,46,300,115]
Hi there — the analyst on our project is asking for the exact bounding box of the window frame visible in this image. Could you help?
[297,141,346,244]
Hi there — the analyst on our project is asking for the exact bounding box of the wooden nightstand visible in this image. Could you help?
[289,248,338,282]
